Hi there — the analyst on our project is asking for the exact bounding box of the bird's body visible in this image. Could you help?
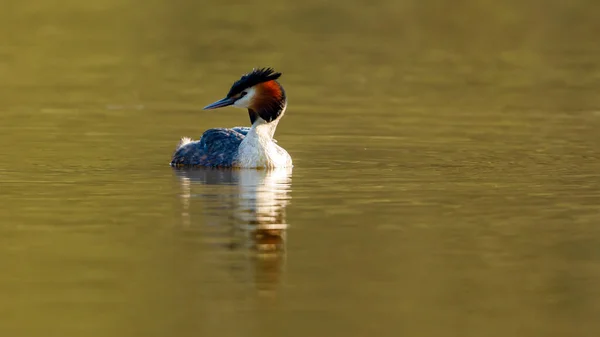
[171,128,246,167]
[170,68,292,169]
[171,123,292,168]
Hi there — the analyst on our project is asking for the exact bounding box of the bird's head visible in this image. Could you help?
[203,68,286,124]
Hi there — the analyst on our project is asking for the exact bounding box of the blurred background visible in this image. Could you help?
[1,0,600,336]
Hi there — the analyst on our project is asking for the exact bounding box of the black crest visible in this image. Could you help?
[227,68,282,97]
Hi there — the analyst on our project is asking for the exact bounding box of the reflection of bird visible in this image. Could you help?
[174,167,292,293]
[171,68,292,169]
[174,168,291,251]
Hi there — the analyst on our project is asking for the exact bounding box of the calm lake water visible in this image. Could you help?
[1,1,600,336]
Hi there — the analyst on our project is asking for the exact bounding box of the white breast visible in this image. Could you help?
[236,118,292,169]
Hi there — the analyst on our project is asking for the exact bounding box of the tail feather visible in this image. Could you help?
[176,137,193,151]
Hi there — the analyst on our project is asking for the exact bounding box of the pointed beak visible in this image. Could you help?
[203,97,236,110]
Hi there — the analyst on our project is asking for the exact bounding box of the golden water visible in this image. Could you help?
[1,1,599,336]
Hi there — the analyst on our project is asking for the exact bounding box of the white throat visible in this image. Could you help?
[250,117,279,140]
[236,110,292,169]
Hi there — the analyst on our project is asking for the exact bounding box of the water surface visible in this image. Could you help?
[1,1,600,336]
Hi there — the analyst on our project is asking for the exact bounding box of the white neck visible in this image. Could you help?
[236,113,292,168]
[250,117,280,140]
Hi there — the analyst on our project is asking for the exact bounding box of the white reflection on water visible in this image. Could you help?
[173,167,292,292]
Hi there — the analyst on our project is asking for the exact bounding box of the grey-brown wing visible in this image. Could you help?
[231,126,277,143]
[231,126,250,136]
[170,128,246,167]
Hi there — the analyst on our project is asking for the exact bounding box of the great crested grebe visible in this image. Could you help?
[170,68,292,169]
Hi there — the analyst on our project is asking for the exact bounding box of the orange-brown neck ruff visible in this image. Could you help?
[248,80,286,124]
[259,80,283,100]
